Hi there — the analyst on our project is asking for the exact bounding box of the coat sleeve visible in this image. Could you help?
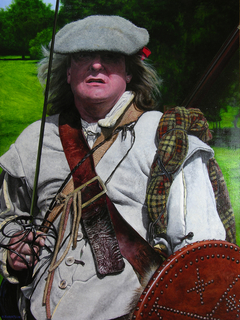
[165,149,226,255]
[152,136,226,256]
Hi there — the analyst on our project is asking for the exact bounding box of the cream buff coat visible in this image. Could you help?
[0,110,225,319]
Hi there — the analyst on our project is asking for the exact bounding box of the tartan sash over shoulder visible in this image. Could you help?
[146,107,236,248]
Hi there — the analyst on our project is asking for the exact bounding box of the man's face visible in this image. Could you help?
[67,51,131,121]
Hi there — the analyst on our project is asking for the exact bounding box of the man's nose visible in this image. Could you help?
[90,55,104,71]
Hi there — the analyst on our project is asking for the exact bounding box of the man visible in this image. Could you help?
[0,15,234,320]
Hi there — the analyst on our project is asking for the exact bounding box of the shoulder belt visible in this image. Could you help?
[44,104,165,278]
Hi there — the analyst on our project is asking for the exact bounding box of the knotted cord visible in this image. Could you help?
[0,216,58,286]
[42,123,137,318]
[43,189,83,319]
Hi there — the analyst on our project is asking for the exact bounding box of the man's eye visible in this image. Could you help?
[72,52,93,61]
[102,53,122,63]
[72,52,123,63]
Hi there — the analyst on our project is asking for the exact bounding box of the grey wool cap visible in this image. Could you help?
[53,15,149,55]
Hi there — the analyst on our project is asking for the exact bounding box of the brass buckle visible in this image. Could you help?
[72,176,107,208]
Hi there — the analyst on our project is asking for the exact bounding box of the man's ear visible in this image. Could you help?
[126,74,132,83]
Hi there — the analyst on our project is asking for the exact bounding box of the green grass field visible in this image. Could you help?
[0,57,239,247]
[213,147,240,244]
[0,57,43,156]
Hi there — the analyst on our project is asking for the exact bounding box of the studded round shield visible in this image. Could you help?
[132,240,240,319]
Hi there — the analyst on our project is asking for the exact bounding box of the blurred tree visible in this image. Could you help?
[0,8,15,55]
[1,0,237,121]
[58,0,128,25]
[0,0,54,59]
[199,50,239,127]
[58,0,238,115]
[29,28,53,59]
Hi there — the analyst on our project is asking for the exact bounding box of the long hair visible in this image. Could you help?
[125,54,161,110]
[38,47,161,115]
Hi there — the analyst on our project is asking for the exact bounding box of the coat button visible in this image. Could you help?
[77,231,83,241]
[65,256,75,266]
[59,279,67,289]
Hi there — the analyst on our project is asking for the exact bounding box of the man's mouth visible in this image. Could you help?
[87,79,105,83]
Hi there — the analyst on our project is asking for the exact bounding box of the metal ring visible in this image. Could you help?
[25,255,31,264]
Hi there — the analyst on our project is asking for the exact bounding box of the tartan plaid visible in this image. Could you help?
[147,107,236,248]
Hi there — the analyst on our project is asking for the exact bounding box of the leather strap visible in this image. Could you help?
[59,109,124,275]
[52,105,164,278]
[92,103,145,166]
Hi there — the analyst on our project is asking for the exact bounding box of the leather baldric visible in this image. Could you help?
[53,104,164,278]
[58,108,124,275]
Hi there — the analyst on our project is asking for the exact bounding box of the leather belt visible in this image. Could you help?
[58,107,165,277]
[59,110,125,275]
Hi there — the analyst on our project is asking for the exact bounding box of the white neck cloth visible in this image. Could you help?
[81,91,134,148]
